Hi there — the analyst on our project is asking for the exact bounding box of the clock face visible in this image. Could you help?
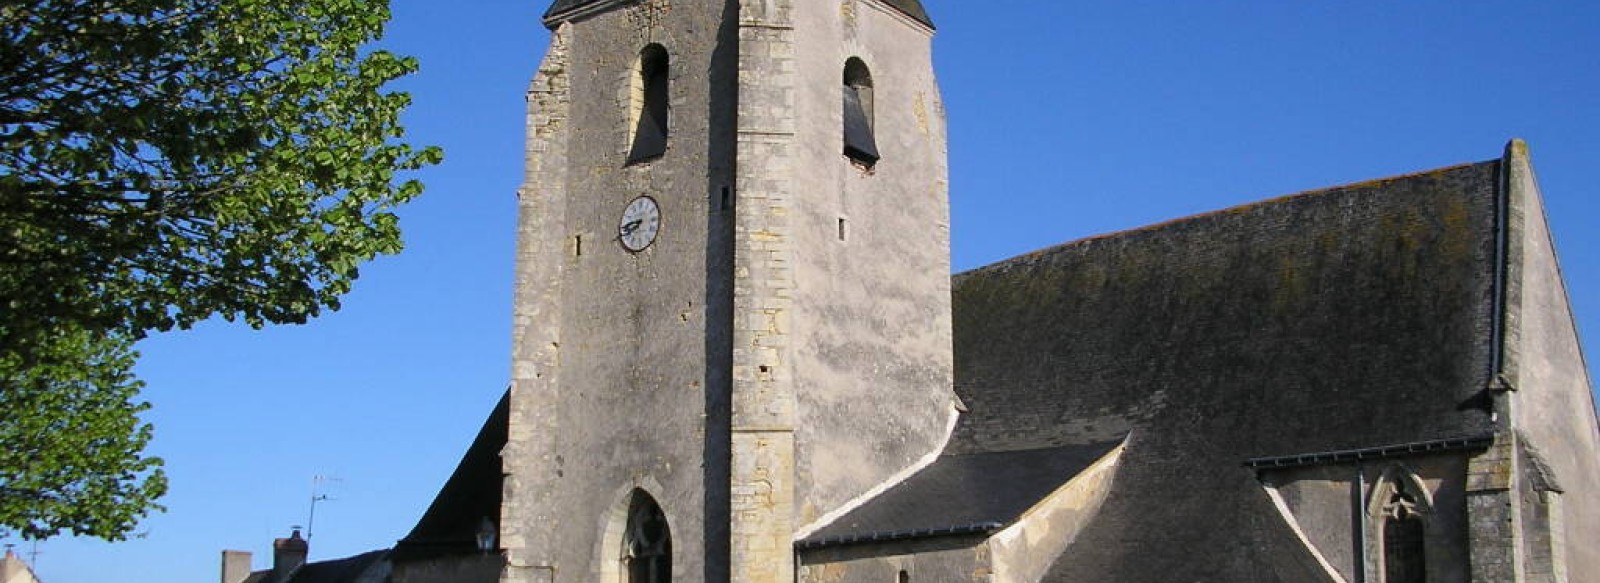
[618,196,661,252]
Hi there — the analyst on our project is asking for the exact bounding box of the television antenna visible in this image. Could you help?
[306,474,342,542]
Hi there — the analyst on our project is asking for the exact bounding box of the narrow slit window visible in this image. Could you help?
[628,44,670,163]
[842,57,879,165]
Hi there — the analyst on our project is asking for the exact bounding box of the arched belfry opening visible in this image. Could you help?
[842,57,878,165]
[628,44,670,163]
[622,490,671,583]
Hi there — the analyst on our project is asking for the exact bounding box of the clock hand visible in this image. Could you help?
[620,219,643,236]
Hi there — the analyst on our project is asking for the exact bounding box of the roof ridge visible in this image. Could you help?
[956,159,1495,279]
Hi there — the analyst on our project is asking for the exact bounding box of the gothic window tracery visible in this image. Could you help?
[1377,472,1427,583]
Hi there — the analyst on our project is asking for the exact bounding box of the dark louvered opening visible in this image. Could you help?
[843,57,878,165]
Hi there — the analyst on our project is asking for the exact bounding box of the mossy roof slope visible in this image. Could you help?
[948,160,1505,580]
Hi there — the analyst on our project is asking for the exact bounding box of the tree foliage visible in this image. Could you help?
[0,0,441,540]
[0,328,163,540]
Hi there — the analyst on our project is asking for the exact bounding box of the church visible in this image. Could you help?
[223,1,1600,582]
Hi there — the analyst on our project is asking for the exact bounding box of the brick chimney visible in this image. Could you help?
[220,549,253,583]
[271,528,308,581]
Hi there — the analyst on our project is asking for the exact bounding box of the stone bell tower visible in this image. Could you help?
[501,1,953,582]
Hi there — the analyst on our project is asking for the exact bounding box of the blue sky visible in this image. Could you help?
[15,1,1599,581]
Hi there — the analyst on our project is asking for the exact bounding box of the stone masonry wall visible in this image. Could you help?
[1499,140,1600,580]
[787,0,955,532]
[504,2,740,583]
[799,536,991,583]
[503,23,571,583]
[1465,435,1521,582]
[729,1,798,583]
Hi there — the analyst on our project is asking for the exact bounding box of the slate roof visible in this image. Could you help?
[392,390,509,562]
[543,0,933,28]
[948,160,1507,580]
[286,550,389,583]
[240,550,390,583]
[541,0,611,22]
[799,439,1125,549]
[878,0,933,27]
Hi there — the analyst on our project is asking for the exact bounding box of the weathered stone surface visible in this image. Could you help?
[1499,141,1600,579]
[800,536,992,583]
[504,2,738,583]
[504,2,952,583]
[786,0,954,536]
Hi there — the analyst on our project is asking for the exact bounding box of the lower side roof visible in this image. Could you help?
[799,438,1125,548]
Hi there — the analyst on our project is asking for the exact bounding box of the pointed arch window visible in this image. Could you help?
[1365,466,1432,583]
[842,57,879,165]
[623,491,671,583]
[628,44,670,163]
[1380,482,1426,583]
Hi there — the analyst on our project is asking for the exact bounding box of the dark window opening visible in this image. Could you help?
[843,57,878,165]
[629,45,670,163]
[1381,484,1426,583]
[623,491,671,583]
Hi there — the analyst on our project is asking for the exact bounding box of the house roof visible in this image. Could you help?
[239,550,390,583]
[798,439,1125,549]
[947,158,1508,580]
[285,550,390,583]
[543,0,933,28]
[392,390,509,562]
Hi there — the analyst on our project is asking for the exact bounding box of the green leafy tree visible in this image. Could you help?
[0,0,441,540]
[0,328,163,540]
